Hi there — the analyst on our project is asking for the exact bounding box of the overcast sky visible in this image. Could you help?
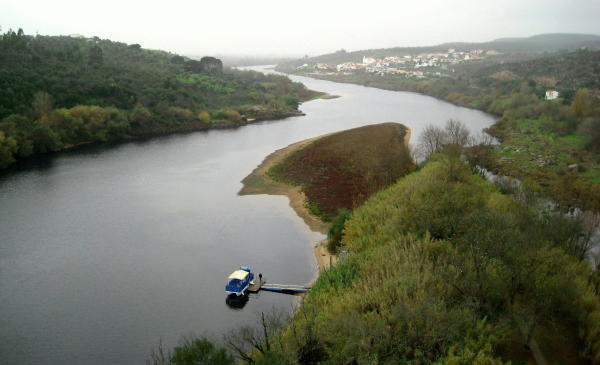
[3,0,600,57]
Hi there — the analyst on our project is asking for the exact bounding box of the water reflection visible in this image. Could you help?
[225,293,250,309]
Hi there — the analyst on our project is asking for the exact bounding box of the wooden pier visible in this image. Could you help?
[247,279,265,293]
[247,279,310,294]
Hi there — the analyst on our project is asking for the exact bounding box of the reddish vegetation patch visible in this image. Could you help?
[271,123,414,218]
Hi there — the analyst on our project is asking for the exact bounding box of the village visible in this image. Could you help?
[297,48,502,78]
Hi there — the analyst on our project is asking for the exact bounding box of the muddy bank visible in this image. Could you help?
[239,135,330,235]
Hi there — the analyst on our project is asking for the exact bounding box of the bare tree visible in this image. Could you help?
[224,310,288,364]
[146,339,171,365]
[470,131,495,146]
[444,119,470,146]
[417,125,447,160]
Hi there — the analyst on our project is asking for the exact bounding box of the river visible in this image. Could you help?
[0,66,496,365]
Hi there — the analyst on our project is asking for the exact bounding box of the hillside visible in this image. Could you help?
[0,29,320,169]
[219,155,600,364]
[285,156,600,364]
[278,48,600,213]
[268,123,414,219]
[278,33,600,69]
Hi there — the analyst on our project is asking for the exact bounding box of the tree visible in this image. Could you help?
[171,55,185,64]
[129,104,154,127]
[444,119,470,146]
[224,311,288,364]
[88,44,103,68]
[0,131,17,168]
[198,111,211,124]
[284,96,300,109]
[200,57,223,75]
[29,123,62,153]
[578,117,600,151]
[32,91,54,122]
[418,124,447,160]
[327,209,352,253]
[224,109,241,123]
[171,338,233,365]
[571,88,591,118]
[146,338,234,365]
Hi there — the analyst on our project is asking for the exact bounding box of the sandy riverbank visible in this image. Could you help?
[238,136,336,272]
[239,136,330,234]
[239,125,412,273]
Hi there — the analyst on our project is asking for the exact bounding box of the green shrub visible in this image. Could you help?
[327,209,352,254]
[170,338,233,365]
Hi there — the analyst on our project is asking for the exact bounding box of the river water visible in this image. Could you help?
[0,66,496,365]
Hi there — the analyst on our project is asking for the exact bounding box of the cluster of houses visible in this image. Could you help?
[299,49,500,78]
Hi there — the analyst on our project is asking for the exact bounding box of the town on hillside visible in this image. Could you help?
[298,48,502,78]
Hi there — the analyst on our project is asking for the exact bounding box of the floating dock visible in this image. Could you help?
[247,279,310,294]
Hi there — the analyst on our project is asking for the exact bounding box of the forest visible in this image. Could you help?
[0,29,318,169]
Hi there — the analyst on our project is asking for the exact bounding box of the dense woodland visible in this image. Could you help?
[0,29,317,169]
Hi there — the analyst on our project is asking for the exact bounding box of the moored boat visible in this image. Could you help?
[225,266,254,296]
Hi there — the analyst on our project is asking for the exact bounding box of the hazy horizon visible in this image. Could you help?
[3,0,600,57]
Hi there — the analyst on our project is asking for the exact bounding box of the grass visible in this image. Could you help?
[486,117,600,211]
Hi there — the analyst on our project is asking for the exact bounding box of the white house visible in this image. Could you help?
[363,56,376,65]
[545,90,560,100]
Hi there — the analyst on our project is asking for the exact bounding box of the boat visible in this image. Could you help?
[225,266,254,296]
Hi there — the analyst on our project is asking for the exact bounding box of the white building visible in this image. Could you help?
[337,62,362,72]
[363,56,376,65]
[545,90,560,100]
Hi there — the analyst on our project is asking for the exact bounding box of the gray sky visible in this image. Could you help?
[3,0,600,56]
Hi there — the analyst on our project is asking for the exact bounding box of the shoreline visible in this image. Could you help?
[238,135,336,273]
[277,69,501,117]
[239,124,412,274]
[0,88,339,173]
[0,109,306,173]
[238,135,331,234]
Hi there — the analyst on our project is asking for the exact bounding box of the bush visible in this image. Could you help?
[327,209,352,253]
[197,111,211,124]
[224,109,241,123]
[170,338,233,365]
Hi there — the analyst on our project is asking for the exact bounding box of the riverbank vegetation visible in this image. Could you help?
[285,155,600,364]
[153,150,600,364]
[268,123,414,221]
[280,49,600,213]
[0,29,322,169]
[215,121,599,363]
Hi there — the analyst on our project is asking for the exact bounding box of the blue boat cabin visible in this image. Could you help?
[225,266,254,296]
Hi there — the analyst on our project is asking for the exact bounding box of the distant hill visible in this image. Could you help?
[493,33,600,44]
[279,33,600,69]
